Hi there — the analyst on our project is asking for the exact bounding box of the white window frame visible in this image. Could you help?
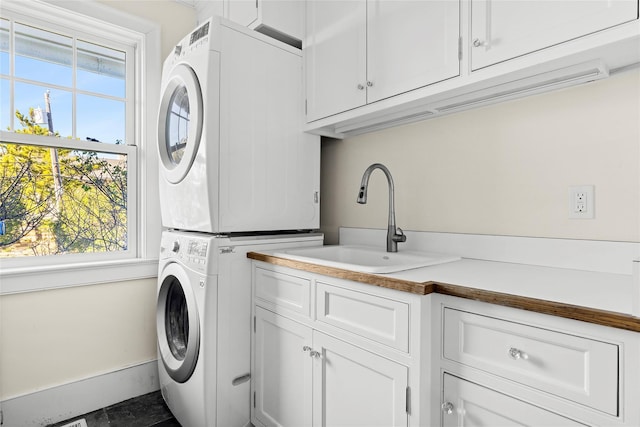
[0,0,161,293]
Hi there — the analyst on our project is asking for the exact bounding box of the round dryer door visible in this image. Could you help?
[157,63,203,184]
[157,262,200,383]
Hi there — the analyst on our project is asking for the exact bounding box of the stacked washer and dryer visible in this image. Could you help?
[156,17,322,427]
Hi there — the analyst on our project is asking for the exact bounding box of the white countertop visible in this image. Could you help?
[388,258,634,316]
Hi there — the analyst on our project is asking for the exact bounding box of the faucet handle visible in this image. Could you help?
[394,227,407,243]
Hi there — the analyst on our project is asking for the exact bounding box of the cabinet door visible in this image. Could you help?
[312,332,409,427]
[471,0,638,70]
[441,374,587,426]
[253,307,312,427]
[305,0,367,121]
[367,0,460,103]
[227,0,258,27]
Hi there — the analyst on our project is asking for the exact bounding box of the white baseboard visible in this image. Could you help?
[339,227,640,275]
[0,360,160,427]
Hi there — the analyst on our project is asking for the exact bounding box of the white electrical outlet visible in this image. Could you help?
[569,185,594,219]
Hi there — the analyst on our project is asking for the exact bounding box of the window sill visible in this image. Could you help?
[0,258,158,295]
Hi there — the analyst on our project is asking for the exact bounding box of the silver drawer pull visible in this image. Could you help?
[303,345,312,352]
[231,373,251,386]
[310,350,322,358]
[441,402,454,415]
[508,347,528,360]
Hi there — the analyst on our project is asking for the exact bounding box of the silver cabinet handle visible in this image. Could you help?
[310,350,322,358]
[441,402,454,415]
[231,373,251,386]
[303,345,312,352]
[472,38,487,47]
[366,81,374,87]
[357,84,365,90]
[508,347,528,360]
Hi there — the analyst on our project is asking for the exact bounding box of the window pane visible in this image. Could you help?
[1,78,9,130]
[14,82,72,137]
[77,40,125,98]
[166,84,190,164]
[14,22,72,87]
[0,142,128,257]
[77,94,125,144]
[1,19,9,76]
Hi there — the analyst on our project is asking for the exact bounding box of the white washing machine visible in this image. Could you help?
[157,16,320,234]
[157,230,323,427]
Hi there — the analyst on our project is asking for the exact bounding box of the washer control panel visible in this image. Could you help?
[160,232,214,273]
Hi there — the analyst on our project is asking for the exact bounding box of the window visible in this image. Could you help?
[0,1,160,292]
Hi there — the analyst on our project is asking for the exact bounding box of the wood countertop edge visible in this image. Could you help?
[247,251,432,295]
[431,282,640,333]
[247,252,640,333]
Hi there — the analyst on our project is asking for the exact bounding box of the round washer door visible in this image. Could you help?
[157,63,203,184]
[157,262,200,383]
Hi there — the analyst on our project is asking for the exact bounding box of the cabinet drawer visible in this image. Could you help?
[316,282,409,352]
[442,374,587,426]
[255,267,311,317]
[443,308,618,415]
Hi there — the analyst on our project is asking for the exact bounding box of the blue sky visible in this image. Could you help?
[1,46,126,145]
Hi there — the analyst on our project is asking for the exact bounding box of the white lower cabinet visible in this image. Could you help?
[253,306,313,427]
[251,264,422,427]
[252,264,639,427]
[435,296,639,427]
[252,306,409,427]
[313,332,408,427]
[442,308,618,414]
[441,374,587,426]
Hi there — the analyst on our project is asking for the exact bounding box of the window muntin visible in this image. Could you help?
[0,12,136,264]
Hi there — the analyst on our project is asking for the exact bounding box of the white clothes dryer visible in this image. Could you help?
[157,230,322,427]
[157,17,320,234]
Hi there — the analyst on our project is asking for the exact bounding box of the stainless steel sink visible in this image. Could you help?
[273,245,460,274]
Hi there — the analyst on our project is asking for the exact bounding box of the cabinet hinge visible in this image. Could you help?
[305,99,308,116]
[405,386,411,414]
[253,391,256,408]
[255,0,258,9]
[458,37,462,61]
[253,315,256,333]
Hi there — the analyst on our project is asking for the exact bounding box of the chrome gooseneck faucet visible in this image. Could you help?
[357,163,406,252]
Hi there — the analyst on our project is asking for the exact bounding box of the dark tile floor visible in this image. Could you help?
[48,391,180,427]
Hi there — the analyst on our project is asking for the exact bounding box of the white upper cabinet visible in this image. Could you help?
[305,0,368,121]
[303,0,639,138]
[305,0,460,122]
[470,0,639,70]
[367,0,460,103]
